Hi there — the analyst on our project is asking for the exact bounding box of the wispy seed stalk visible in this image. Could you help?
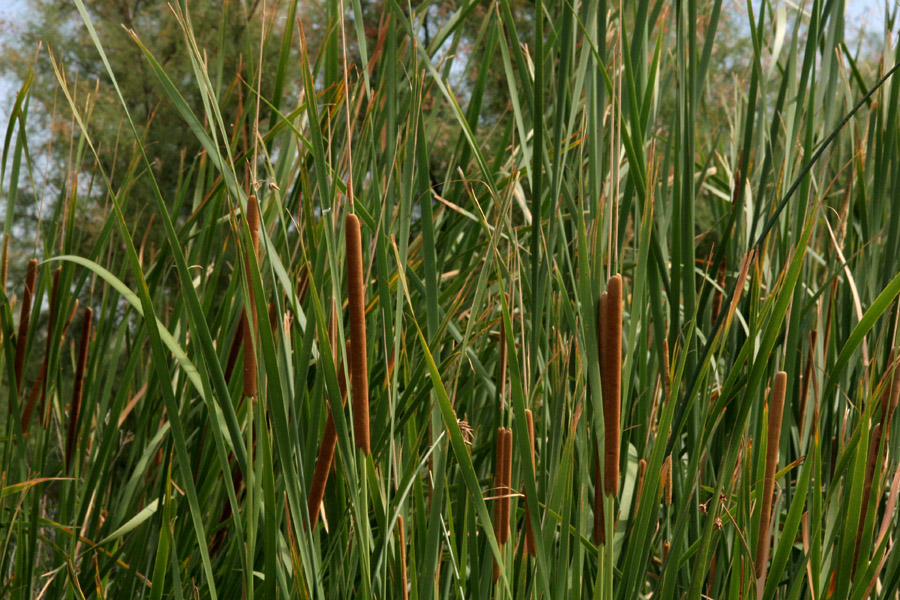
[66,307,92,471]
[755,370,787,580]
[242,195,261,400]
[346,213,370,454]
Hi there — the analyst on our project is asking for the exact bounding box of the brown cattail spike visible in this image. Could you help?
[493,426,508,581]
[663,454,673,506]
[603,275,623,496]
[755,370,787,580]
[22,267,61,431]
[524,409,537,556]
[66,307,93,470]
[307,343,350,528]
[493,427,507,541]
[13,259,38,398]
[346,213,370,454]
[242,196,261,400]
[500,428,513,545]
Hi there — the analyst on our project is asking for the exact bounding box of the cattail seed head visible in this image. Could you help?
[307,343,350,529]
[13,258,38,396]
[755,370,787,580]
[346,213,370,454]
[524,409,536,556]
[602,275,623,496]
[500,428,513,545]
[66,307,92,471]
[22,267,61,431]
[662,454,673,506]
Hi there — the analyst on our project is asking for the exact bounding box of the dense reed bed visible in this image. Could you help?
[1,0,900,598]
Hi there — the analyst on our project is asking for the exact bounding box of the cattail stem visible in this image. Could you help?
[242,196,261,400]
[13,259,38,400]
[593,447,605,545]
[66,307,92,471]
[346,213,370,454]
[755,371,787,580]
[524,409,536,555]
[603,275,622,496]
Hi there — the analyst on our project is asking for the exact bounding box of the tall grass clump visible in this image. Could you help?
[0,0,899,598]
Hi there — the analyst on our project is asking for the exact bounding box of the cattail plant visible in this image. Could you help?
[13,258,38,398]
[66,307,92,470]
[21,267,60,430]
[242,195,261,400]
[523,408,536,556]
[756,370,787,581]
[345,213,370,454]
[308,342,349,528]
